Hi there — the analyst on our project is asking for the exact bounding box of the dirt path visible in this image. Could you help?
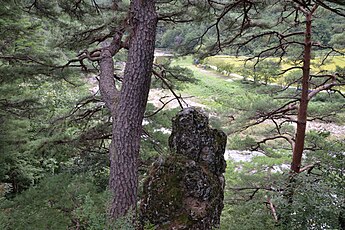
[188,65,238,81]
[148,88,205,109]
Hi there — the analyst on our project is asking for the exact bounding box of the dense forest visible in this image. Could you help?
[0,0,344,229]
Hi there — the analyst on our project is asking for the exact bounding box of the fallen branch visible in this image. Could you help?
[299,161,321,173]
[267,197,279,222]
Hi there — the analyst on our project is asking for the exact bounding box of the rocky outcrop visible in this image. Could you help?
[140,108,227,229]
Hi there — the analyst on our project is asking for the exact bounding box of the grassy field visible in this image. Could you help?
[173,57,286,139]
[172,56,252,110]
[171,56,345,141]
[204,55,345,73]
[200,54,345,89]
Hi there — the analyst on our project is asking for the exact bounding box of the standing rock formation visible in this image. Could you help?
[140,108,227,229]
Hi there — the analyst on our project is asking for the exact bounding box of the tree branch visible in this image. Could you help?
[152,68,184,109]
[98,29,125,113]
[308,75,344,100]
[267,197,279,222]
[251,135,295,152]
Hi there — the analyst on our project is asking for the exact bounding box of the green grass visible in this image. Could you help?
[172,57,252,110]
[204,55,345,73]
[173,57,290,133]
[203,55,249,68]
[171,56,345,140]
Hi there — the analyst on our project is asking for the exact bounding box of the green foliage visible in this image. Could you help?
[156,5,216,54]
[1,0,344,229]
[276,144,345,229]
[221,138,345,229]
[0,173,109,230]
[252,60,281,84]
[220,161,282,230]
[228,135,257,150]
[221,201,280,230]
[2,172,136,229]
[0,76,89,192]
[151,58,195,90]
[141,104,178,160]
[0,0,112,197]
[277,175,343,229]
[111,212,136,230]
[204,55,345,85]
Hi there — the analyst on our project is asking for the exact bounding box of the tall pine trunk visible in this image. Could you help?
[291,5,318,173]
[108,0,157,219]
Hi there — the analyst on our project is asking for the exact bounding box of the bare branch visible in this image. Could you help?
[308,75,344,100]
[53,96,103,123]
[251,135,295,152]
[152,69,184,109]
[314,0,345,16]
[267,197,279,222]
[278,66,303,76]
[299,161,321,173]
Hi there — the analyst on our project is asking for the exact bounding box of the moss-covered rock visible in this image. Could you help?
[169,107,227,176]
[140,108,226,229]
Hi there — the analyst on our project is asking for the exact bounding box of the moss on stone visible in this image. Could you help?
[140,108,226,229]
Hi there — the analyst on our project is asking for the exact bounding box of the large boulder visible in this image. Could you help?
[140,108,227,229]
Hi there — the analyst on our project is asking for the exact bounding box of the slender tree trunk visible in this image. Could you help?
[291,6,318,173]
[108,0,157,219]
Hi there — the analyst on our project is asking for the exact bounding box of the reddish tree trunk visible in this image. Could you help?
[291,6,318,173]
[108,0,157,219]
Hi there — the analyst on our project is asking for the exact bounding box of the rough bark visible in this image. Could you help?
[108,0,157,219]
[99,31,123,114]
[99,49,119,114]
[291,5,318,173]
